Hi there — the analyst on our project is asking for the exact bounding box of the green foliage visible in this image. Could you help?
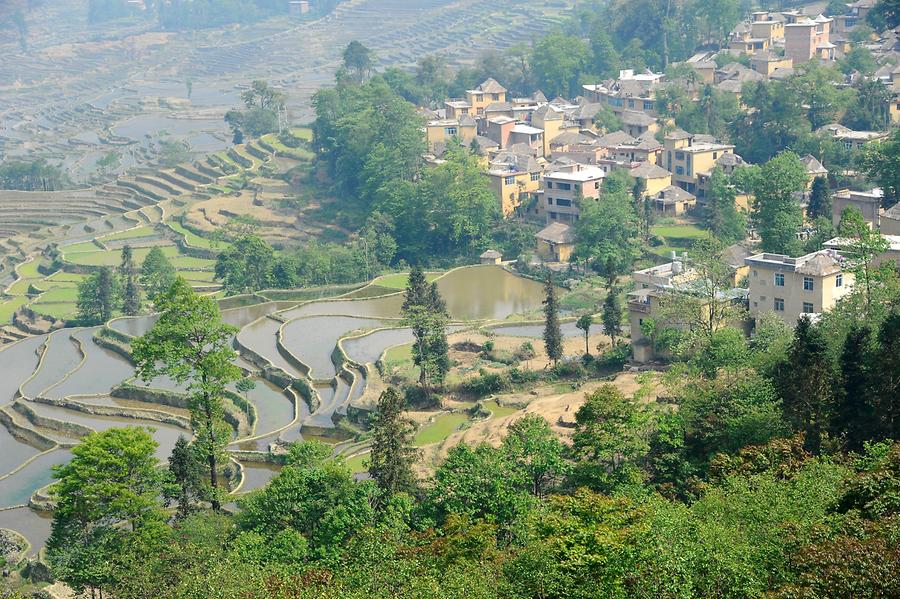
[132,279,240,508]
[530,33,590,98]
[573,190,639,280]
[158,140,190,167]
[807,175,831,221]
[601,291,623,347]
[401,267,450,388]
[857,128,900,204]
[140,247,177,302]
[704,167,746,244]
[867,0,900,30]
[48,427,163,596]
[120,244,141,316]
[214,234,276,295]
[164,435,206,520]
[368,387,418,498]
[76,266,121,324]
[543,277,563,365]
[748,151,808,255]
[0,158,68,191]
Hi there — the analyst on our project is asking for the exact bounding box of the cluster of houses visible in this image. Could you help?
[415,2,899,363]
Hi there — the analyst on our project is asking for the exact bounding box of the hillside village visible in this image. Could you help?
[1,0,900,597]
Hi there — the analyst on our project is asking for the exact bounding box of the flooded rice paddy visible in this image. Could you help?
[0,266,550,546]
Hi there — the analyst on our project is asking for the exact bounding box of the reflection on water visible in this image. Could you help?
[0,507,52,556]
[0,449,71,509]
[46,328,135,399]
[281,316,388,379]
[0,335,46,404]
[21,331,82,399]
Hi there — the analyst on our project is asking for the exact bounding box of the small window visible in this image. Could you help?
[546,181,553,189]
[803,302,814,313]
[675,166,684,175]
[803,276,814,291]
[558,183,572,191]
[547,198,553,205]
[628,100,635,108]
[594,181,601,189]
[753,270,758,277]
[444,127,457,136]
[753,301,758,307]
[774,298,785,311]
[556,199,572,207]
[712,152,718,160]
[836,274,843,287]
[549,211,558,219]
[504,176,515,185]
[531,173,540,182]
[775,273,785,287]
[675,151,685,160]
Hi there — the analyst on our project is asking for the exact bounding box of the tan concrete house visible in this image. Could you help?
[801,154,828,184]
[653,185,697,215]
[745,249,853,324]
[581,69,665,118]
[750,51,793,78]
[532,104,566,157]
[663,132,735,197]
[486,151,543,217]
[425,116,477,151]
[611,134,663,165]
[540,164,606,224]
[819,123,889,151]
[480,249,502,265]
[881,202,900,235]
[785,15,834,64]
[466,78,507,116]
[620,110,658,138]
[629,162,672,197]
[535,222,576,262]
[831,188,884,228]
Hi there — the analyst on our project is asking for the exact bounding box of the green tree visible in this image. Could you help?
[48,427,163,598]
[834,324,877,450]
[342,40,374,84]
[120,244,141,316]
[132,279,241,509]
[237,441,376,559]
[601,290,623,348]
[705,167,746,244]
[368,387,418,499]
[530,33,590,97]
[589,28,621,79]
[77,266,121,324]
[573,189,640,280]
[750,152,808,255]
[857,128,900,205]
[575,314,593,356]
[543,276,563,365]
[501,414,569,498]
[838,206,890,313]
[165,435,206,520]
[874,311,900,440]
[777,316,836,454]
[843,77,891,130]
[214,234,276,295]
[868,0,900,29]
[571,384,650,492]
[806,175,831,221]
[141,247,177,302]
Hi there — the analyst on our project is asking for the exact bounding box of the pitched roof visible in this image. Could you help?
[532,104,564,121]
[656,185,696,202]
[489,151,539,174]
[716,152,746,167]
[620,110,656,126]
[532,90,548,103]
[474,78,507,94]
[550,131,597,146]
[630,162,671,179]
[596,130,635,147]
[485,102,513,113]
[801,154,828,175]
[480,249,502,259]
[535,222,575,244]
[573,102,604,120]
[796,252,843,276]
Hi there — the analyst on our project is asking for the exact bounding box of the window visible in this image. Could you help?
[556,199,572,207]
[594,181,601,189]
[574,184,581,192]
[531,173,540,182]
[775,273,785,287]
[557,182,572,191]
[803,302,814,313]
[546,181,553,189]
[774,298,785,311]
[504,176,515,185]
[675,166,684,175]
[803,276,814,291]
[644,100,654,110]
[712,152,718,160]
[675,151,685,161]
[444,127,457,136]
[753,301,758,307]
[549,211,558,219]
[628,100,635,108]
[836,274,843,287]
[753,270,758,277]
[547,198,553,205]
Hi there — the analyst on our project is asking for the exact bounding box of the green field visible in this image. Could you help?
[0,297,30,324]
[482,400,520,419]
[180,270,218,282]
[414,412,470,446]
[46,272,86,284]
[650,223,709,257]
[167,220,223,250]
[37,287,79,303]
[6,278,38,296]
[63,245,214,270]
[99,226,158,242]
[15,260,43,280]
[62,241,103,254]
[29,301,77,320]
[291,127,313,141]
[343,452,369,473]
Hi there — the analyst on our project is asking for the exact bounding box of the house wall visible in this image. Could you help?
[747,263,853,323]
[542,174,603,223]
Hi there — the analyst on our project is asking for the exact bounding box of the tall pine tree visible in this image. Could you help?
[543,276,563,365]
[120,244,141,316]
[165,435,205,519]
[834,324,876,451]
[778,316,836,454]
[807,176,831,221]
[368,387,418,500]
[426,282,450,387]
[875,310,900,440]
[402,266,431,387]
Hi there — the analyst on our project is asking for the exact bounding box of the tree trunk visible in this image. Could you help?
[203,393,220,510]
[584,332,590,356]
